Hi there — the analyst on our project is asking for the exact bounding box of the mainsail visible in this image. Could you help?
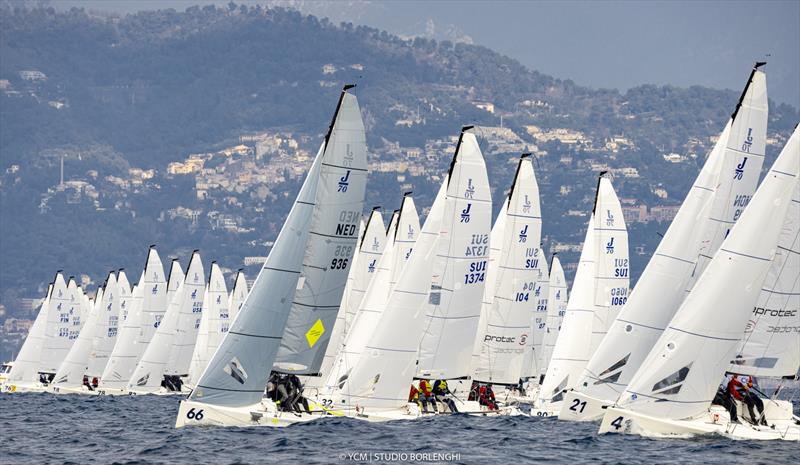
[574,63,768,402]
[538,255,568,379]
[100,272,144,389]
[325,195,419,391]
[166,252,206,376]
[188,86,366,407]
[730,126,799,379]
[39,274,75,374]
[617,122,798,420]
[87,272,122,377]
[188,262,229,386]
[415,129,492,381]
[273,87,369,376]
[473,155,543,385]
[129,259,186,391]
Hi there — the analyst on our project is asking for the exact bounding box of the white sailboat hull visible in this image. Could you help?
[49,385,100,396]
[599,403,800,441]
[558,390,612,422]
[176,398,327,428]
[1,382,47,393]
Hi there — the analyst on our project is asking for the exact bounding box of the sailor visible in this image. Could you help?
[729,374,768,426]
[478,384,497,411]
[408,383,420,403]
[711,373,738,423]
[417,378,437,414]
[433,379,459,413]
[82,375,94,391]
[287,374,311,414]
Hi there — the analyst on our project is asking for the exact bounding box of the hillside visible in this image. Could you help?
[0,3,797,331]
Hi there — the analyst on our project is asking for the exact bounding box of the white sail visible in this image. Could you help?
[188,262,229,385]
[53,285,100,387]
[574,64,768,403]
[539,256,568,378]
[166,252,206,376]
[337,128,491,408]
[523,253,549,380]
[188,87,366,407]
[539,214,597,406]
[415,131,492,380]
[474,155,543,384]
[129,259,187,391]
[310,218,367,387]
[39,274,76,374]
[228,270,248,322]
[730,126,800,378]
[7,285,52,385]
[273,89,369,376]
[325,196,419,391]
[345,210,386,330]
[100,273,144,389]
[86,273,120,377]
[470,197,508,373]
[336,176,448,409]
[617,123,798,420]
[590,176,629,353]
[134,247,169,365]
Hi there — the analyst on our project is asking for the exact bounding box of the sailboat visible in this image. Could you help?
[598,124,799,441]
[51,271,130,394]
[329,127,492,420]
[129,252,204,394]
[472,155,543,393]
[561,62,768,421]
[176,85,367,427]
[535,173,628,415]
[2,280,56,392]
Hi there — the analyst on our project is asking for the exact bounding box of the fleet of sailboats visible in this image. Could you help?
[2,68,798,441]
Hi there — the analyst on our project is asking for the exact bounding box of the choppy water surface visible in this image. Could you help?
[1,393,797,464]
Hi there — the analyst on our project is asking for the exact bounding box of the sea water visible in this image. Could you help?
[1,393,797,464]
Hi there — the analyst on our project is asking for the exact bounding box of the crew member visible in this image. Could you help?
[417,378,437,414]
[433,379,459,413]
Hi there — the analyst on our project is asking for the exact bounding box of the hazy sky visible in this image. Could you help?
[55,0,800,107]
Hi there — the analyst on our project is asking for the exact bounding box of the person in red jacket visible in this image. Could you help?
[729,374,767,426]
[417,378,437,414]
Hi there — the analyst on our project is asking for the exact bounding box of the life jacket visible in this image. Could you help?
[728,377,748,401]
[408,385,419,402]
[435,379,448,394]
[419,379,432,395]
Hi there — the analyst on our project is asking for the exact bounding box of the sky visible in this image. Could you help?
[51,0,800,107]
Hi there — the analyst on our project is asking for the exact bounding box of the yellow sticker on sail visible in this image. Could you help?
[305,319,325,348]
